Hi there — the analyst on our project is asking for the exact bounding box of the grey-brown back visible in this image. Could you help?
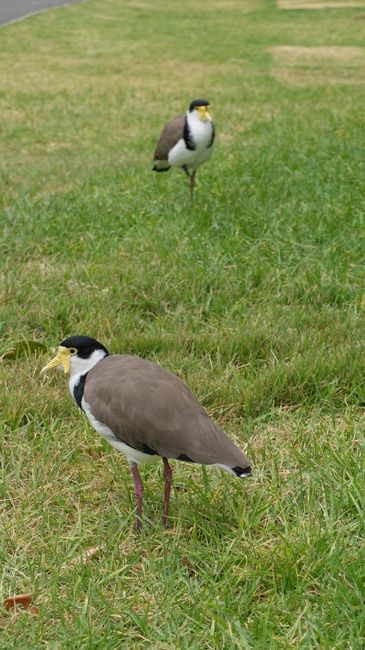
[83,355,250,471]
[153,114,185,163]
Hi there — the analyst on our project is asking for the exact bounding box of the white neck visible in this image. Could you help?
[186,110,213,148]
[187,109,206,128]
[68,349,107,395]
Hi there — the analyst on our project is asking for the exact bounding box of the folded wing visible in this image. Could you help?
[84,355,250,471]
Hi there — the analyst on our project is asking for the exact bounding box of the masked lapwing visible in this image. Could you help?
[152,99,215,205]
[41,336,251,532]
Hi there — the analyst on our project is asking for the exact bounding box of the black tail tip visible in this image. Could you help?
[232,465,252,478]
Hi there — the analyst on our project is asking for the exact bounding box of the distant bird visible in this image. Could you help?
[152,99,215,205]
[41,336,251,532]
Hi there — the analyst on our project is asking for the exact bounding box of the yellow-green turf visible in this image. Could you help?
[1,0,365,647]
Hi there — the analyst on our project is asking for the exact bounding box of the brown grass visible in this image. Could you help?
[278,0,365,9]
[271,45,365,86]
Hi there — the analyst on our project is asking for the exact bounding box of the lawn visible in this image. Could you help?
[1,0,365,647]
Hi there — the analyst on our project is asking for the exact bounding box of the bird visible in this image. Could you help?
[41,335,251,532]
[152,99,215,205]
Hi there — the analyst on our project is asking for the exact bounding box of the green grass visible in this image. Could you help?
[1,0,365,646]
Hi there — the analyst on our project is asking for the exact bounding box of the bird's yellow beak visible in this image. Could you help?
[197,106,212,122]
[41,346,71,375]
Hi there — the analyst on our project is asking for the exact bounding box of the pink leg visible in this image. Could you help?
[189,171,196,206]
[131,462,144,533]
[162,457,173,528]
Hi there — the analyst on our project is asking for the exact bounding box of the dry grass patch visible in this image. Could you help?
[273,45,365,63]
[271,45,365,85]
[208,0,267,9]
[127,0,266,10]
[278,0,365,9]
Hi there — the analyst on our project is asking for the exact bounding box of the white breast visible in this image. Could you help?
[168,111,214,170]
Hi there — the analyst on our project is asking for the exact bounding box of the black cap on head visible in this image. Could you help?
[60,335,109,359]
[189,99,210,112]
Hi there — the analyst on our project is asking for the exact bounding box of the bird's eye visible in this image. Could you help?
[70,348,77,355]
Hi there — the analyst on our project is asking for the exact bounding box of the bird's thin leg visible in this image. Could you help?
[189,170,196,206]
[162,457,173,528]
[182,164,191,178]
[130,462,144,533]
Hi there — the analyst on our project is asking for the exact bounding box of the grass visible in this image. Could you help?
[1,0,365,646]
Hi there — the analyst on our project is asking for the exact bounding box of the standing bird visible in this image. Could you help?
[152,99,215,205]
[41,336,251,532]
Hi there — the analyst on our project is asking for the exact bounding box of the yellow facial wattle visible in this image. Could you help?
[196,105,212,122]
[41,346,72,375]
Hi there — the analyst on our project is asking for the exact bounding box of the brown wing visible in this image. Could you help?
[153,114,185,163]
[84,355,250,470]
